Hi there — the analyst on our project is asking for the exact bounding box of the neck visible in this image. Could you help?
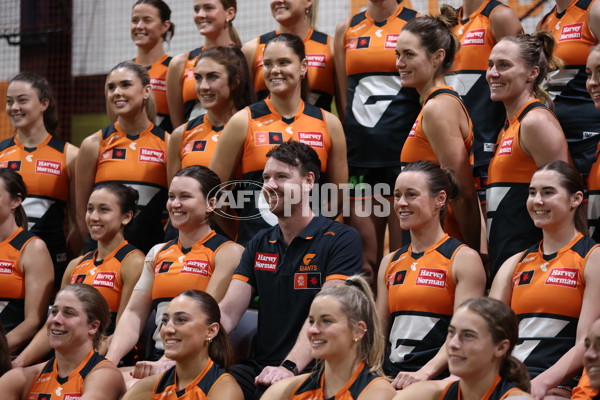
[55,344,93,378]
[16,123,50,147]
[270,92,303,119]
[504,91,536,121]
[461,0,485,18]
[204,30,233,48]
[367,0,400,21]
[409,223,446,253]
[0,218,19,242]
[541,225,579,254]
[278,210,314,246]
[175,353,210,390]
[96,233,125,261]
[322,357,362,398]
[459,369,501,400]
[117,113,152,136]
[417,76,447,101]
[178,223,212,249]
[555,0,572,12]
[279,19,311,39]
[136,43,166,67]
[206,104,237,127]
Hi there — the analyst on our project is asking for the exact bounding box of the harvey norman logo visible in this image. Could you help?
[498,137,514,155]
[0,260,14,275]
[254,252,279,271]
[139,148,165,164]
[462,29,486,46]
[36,160,62,176]
[91,272,116,288]
[559,23,583,41]
[415,268,446,288]
[306,54,326,69]
[545,268,579,288]
[385,33,399,49]
[182,260,210,276]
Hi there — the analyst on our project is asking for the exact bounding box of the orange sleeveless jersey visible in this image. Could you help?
[252,29,335,110]
[136,54,171,122]
[151,230,230,302]
[181,47,203,115]
[383,234,461,375]
[27,350,109,400]
[439,375,520,400]
[289,362,385,400]
[69,241,138,314]
[180,114,223,169]
[572,370,600,399]
[510,233,596,378]
[151,359,231,400]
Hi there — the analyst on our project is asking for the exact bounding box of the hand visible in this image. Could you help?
[130,359,176,379]
[529,376,551,400]
[254,366,295,387]
[392,370,430,390]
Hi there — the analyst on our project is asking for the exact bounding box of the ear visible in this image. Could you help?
[143,84,152,100]
[88,319,100,337]
[300,57,308,79]
[40,98,49,113]
[206,196,217,214]
[435,189,447,209]
[433,49,446,68]
[10,193,22,211]
[207,322,219,341]
[162,20,172,36]
[571,190,584,208]
[354,320,367,340]
[528,66,540,83]
[494,338,510,359]
[303,171,315,192]
[121,210,134,226]
[225,6,236,23]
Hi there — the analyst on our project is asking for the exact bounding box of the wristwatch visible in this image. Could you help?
[280,359,299,375]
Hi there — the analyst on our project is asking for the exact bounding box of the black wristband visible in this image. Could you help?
[280,359,299,375]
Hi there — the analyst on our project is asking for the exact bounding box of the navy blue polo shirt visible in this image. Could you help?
[233,216,362,365]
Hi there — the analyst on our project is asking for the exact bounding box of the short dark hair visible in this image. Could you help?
[266,140,321,182]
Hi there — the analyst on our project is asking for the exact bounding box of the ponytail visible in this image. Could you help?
[500,355,531,392]
[0,169,28,229]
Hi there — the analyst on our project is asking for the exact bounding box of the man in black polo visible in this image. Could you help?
[219,140,362,399]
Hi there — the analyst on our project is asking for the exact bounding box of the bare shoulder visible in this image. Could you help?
[261,374,306,400]
[392,380,446,400]
[506,390,535,399]
[208,373,243,400]
[0,364,43,399]
[358,378,396,400]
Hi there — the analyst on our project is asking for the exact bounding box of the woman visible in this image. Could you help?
[0,168,54,354]
[167,45,255,182]
[394,297,534,400]
[538,0,600,178]
[243,0,336,111]
[571,318,600,399]
[486,33,570,278]
[106,165,243,366]
[262,276,395,400]
[166,0,240,128]
[333,0,421,284]
[448,0,522,203]
[1,72,79,288]
[376,161,486,389]
[131,0,175,132]
[0,284,126,400]
[12,183,145,367]
[490,161,600,399]
[122,290,243,399]
[585,46,600,240]
[397,7,481,253]
[210,33,347,245]
[77,61,168,254]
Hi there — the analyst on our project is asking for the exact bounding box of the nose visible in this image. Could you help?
[198,77,209,90]
[396,55,405,71]
[161,318,176,334]
[307,322,320,335]
[585,344,598,362]
[88,208,99,221]
[487,65,499,79]
[447,333,460,350]
[589,72,600,86]
[532,191,543,204]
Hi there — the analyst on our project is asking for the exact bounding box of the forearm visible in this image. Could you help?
[534,344,584,392]
[105,311,145,364]
[283,319,314,372]
[12,326,52,367]
[418,345,449,379]
[7,318,42,353]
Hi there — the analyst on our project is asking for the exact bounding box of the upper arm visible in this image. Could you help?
[333,19,348,121]
[588,0,600,41]
[241,38,258,77]
[209,110,248,182]
[219,279,255,333]
[375,253,393,334]
[452,246,486,310]
[358,379,396,400]
[577,248,600,341]
[0,367,36,400]
[117,251,145,322]
[21,238,54,315]
[121,374,159,400]
[519,109,570,167]
[324,111,348,187]
[207,374,244,400]
[81,364,126,400]
[76,133,100,228]
[260,375,304,400]
[167,124,185,184]
[204,242,244,302]
[490,5,523,42]
[489,252,521,304]
[66,143,80,216]
[166,54,186,128]
[391,380,444,400]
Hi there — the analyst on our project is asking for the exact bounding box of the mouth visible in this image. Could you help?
[489,83,504,88]
[448,354,465,363]
[164,338,180,346]
[398,71,411,78]
[533,210,548,215]
[200,93,215,102]
[114,100,128,107]
[89,224,103,231]
[311,339,326,346]
[50,329,67,336]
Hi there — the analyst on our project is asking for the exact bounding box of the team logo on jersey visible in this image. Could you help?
[101,148,127,161]
[385,34,399,49]
[294,272,321,289]
[35,160,62,176]
[346,36,371,50]
[139,148,165,164]
[415,268,446,288]
[498,137,514,156]
[0,160,21,171]
[181,260,210,276]
[513,270,534,287]
[0,259,15,275]
[306,54,326,69]
[408,120,419,137]
[254,252,279,271]
[254,131,283,146]
[559,23,583,41]
[150,77,166,93]
[298,132,324,148]
[31,394,52,400]
[183,140,207,154]
[545,267,579,288]
[299,253,318,271]
[92,272,117,288]
[63,395,82,400]
[73,274,87,284]
[157,261,174,274]
[462,29,486,46]
[392,270,407,286]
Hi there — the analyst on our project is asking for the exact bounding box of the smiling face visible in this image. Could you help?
[395,30,437,91]
[586,50,600,110]
[393,171,445,231]
[130,3,170,49]
[160,295,218,362]
[446,307,509,380]
[262,157,313,217]
[86,188,132,243]
[584,318,600,389]
[5,80,48,133]
[193,0,234,39]
[167,176,212,231]
[262,41,307,98]
[194,57,232,111]
[105,68,150,118]
[270,0,310,25]
[46,290,99,351]
[487,40,537,103]
[527,169,582,232]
